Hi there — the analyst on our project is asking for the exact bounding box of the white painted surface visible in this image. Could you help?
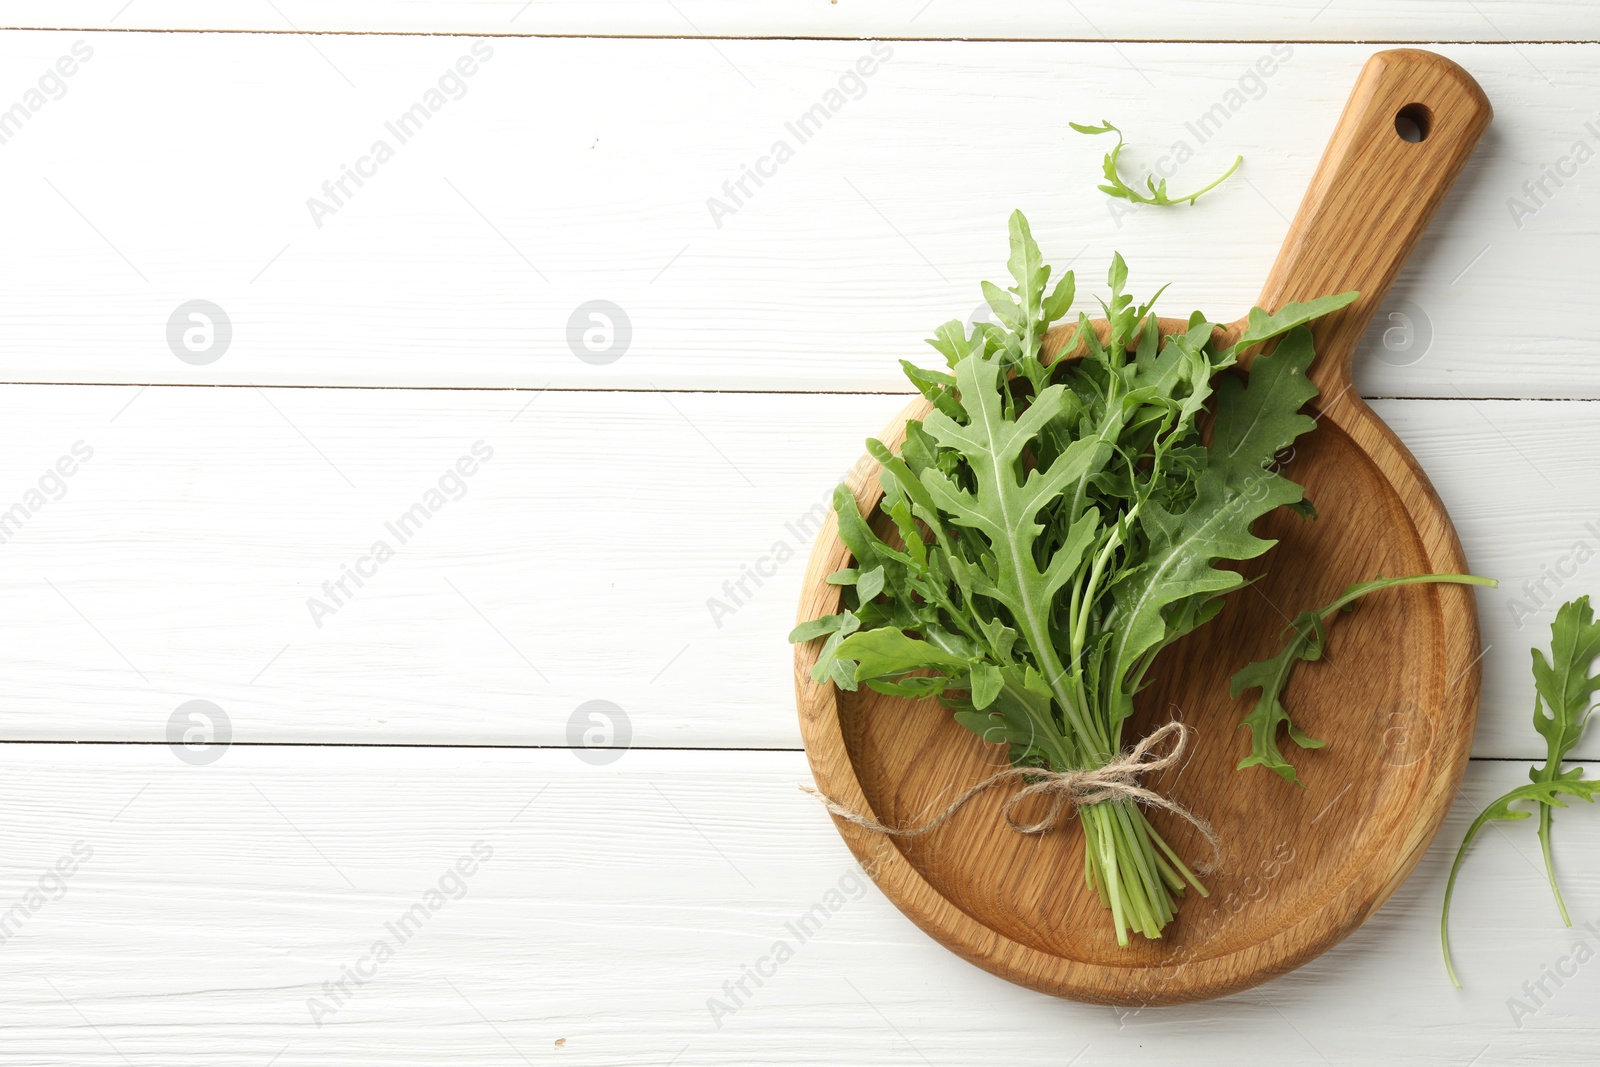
[0,34,1589,394]
[0,11,1596,1062]
[1,745,1595,1065]
[0,0,1588,41]
[0,386,1588,759]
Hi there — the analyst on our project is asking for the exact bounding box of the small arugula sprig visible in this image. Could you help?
[1070,120,1242,206]
[1230,573,1497,786]
[1442,596,1600,988]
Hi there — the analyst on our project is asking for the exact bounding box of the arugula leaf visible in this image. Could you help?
[834,627,967,688]
[1442,597,1600,988]
[1071,119,1242,207]
[1226,291,1361,361]
[1529,596,1600,923]
[1230,612,1328,786]
[1230,573,1498,786]
[1442,780,1600,989]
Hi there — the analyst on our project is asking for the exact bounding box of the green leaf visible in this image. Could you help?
[926,319,981,371]
[1530,596,1600,768]
[1441,595,1599,987]
[788,614,848,644]
[1107,251,1128,296]
[1043,270,1076,322]
[969,662,1003,710]
[856,565,886,603]
[1106,328,1321,683]
[1525,596,1600,926]
[1443,776,1600,987]
[1230,573,1496,785]
[918,354,1111,686]
[1230,610,1327,786]
[1229,292,1360,356]
[808,610,860,686]
[835,626,969,682]
[982,279,1023,331]
[900,361,966,420]
[1071,119,1242,206]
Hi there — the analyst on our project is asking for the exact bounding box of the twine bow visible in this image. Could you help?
[801,721,1220,871]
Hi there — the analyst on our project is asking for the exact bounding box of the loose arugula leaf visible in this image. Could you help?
[1230,573,1498,786]
[1442,781,1600,988]
[1231,612,1328,785]
[1442,597,1600,988]
[1071,119,1242,206]
[1529,596,1600,920]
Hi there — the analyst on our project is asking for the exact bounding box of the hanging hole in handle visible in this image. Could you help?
[1394,103,1432,143]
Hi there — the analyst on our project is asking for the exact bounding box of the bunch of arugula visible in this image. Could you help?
[1442,596,1600,987]
[791,210,1355,944]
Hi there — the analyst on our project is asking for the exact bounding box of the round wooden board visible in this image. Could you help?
[792,48,1492,1005]
[793,386,1483,1005]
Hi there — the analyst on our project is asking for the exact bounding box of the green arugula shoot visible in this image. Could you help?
[1071,120,1242,206]
[1442,596,1600,988]
[1231,573,1497,786]
[792,209,1356,945]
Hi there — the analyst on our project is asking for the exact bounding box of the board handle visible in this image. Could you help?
[1252,49,1491,395]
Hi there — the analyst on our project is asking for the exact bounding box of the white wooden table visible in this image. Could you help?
[0,4,1593,1063]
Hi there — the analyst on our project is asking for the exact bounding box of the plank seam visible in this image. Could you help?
[0,740,1549,761]
[0,28,1591,45]
[0,382,1590,402]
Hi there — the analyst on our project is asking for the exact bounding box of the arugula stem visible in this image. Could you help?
[1073,505,1139,664]
[1111,801,1160,926]
[1151,846,1186,894]
[1441,805,1497,989]
[1315,572,1497,620]
[1142,806,1209,897]
[1092,805,1131,946]
[1529,688,1573,927]
[1536,798,1572,927]
[1084,825,1111,907]
[1174,155,1243,205]
[1030,632,1103,764]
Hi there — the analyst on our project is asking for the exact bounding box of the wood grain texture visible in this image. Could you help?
[795,50,1497,1003]
[0,0,1588,40]
[0,744,1594,1065]
[0,34,1592,394]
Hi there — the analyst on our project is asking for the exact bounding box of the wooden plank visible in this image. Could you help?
[0,744,1593,1062]
[0,33,1591,394]
[0,1,1588,41]
[0,385,1590,759]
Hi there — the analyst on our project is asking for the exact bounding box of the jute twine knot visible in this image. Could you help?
[800,721,1220,872]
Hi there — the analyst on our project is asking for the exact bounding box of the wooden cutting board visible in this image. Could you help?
[793,48,1493,1005]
